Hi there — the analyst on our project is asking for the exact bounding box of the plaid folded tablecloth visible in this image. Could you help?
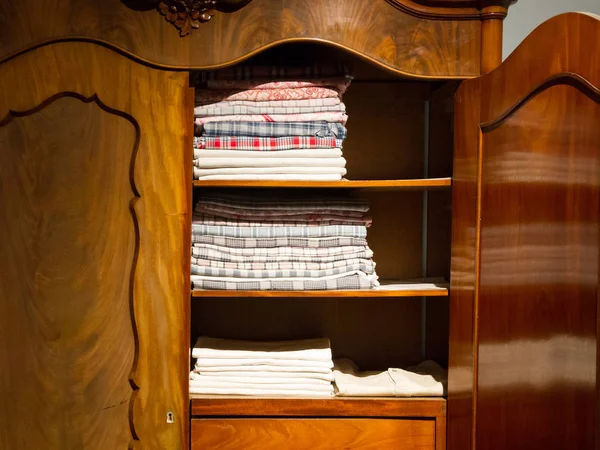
[195,86,341,103]
[193,215,370,228]
[191,273,377,291]
[190,235,368,248]
[192,224,367,239]
[194,136,344,151]
[195,112,348,125]
[192,243,372,258]
[191,257,375,272]
[191,264,375,279]
[201,121,347,139]
[190,246,373,264]
[194,101,345,117]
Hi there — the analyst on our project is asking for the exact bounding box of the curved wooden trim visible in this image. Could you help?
[481,73,600,132]
[0,36,475,80]
[0,92,143,447]
[480,12,600,123]
[385,0,512,19]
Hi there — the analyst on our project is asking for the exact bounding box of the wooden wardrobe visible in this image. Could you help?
[0,1,599,449]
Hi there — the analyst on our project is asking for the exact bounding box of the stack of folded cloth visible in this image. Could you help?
[190,191,380,291]
[190,337,335,397]
[193,65,352,181]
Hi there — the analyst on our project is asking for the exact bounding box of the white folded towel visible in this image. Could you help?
[190,379,333,392]
[190,372,332,386]
[195,157,346,169]
[193,337,332,361]
[196,365,334,374]
[189,386,334,397]
[195,358,333,369]
[193,173,343,181]
[192,166,348,176]
[193,370,335,382]
[333,358,446,397]
[194,148,343,159]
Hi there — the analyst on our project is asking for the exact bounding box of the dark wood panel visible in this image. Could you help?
[0,95,136,450]
[0,42,191,449]
[191,418,436,450]
[0,0,480,78]
[477,83,600,450]
[450,12,600,450]
[190,396,446,417]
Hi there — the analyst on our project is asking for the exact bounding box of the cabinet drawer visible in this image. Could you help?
[191,418,435,450]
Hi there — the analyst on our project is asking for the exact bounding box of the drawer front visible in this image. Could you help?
[191,418,435,450]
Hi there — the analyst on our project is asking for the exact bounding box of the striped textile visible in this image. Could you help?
[196,193,369,213]
[192,243,372,257]
[194,136,343,151]
[193,167,347,177]
[191,257,375,272]
[193,215,371,227]
[193,174,344,181]
[194,102,345,117]
[193,209,364,223]
[190,247,373,264]
[191,224,367,239]
[194,157,346,169]
[191,265,375,279]
[190,235,368,248]
[201,121,347,139]
[195,112,348,125]
[196,64,350,81]
[190,273,378,291]
[195,86,341,103]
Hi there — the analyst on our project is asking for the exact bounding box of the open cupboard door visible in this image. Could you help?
[448,12,600,450]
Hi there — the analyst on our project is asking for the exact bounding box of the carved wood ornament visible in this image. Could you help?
[157,0,252,35]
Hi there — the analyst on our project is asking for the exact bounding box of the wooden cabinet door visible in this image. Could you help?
[449,12,600,450]
[0,42,192,449]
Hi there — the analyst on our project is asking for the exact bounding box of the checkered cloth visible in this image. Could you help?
[192,224,367,239]
[191,265,375,279]
[194,209,364,223]
[190,246,373,264]
[194,102,345,117]
[191,273,377,291]
[192,243,372,258]
[193,215,371,228]
[196,193,369,213]
[195,86,341,103]
[195,136,344,151]
[191,257,375,272]
[190,235,368,248]
[201,122,347,139]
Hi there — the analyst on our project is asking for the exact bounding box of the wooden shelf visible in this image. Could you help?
[190,396,446,418]
[191,279,449,298]
[192,178,451,190]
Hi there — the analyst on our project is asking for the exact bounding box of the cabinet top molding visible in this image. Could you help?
[386,0,518,20]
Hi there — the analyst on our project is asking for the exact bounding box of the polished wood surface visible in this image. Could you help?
[190,396,446,417]
[387,0,516,19]
[480,6,505,73]
[0,42,191,449]
[0,0,480,78]
[449,12,600,450]
[193,178,452,190]
[191,418,436,449]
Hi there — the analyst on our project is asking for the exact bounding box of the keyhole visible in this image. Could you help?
[166,411,174,424]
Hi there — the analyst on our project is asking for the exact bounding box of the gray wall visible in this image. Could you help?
[503,0,600,59]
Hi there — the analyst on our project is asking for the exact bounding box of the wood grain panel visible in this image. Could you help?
[477,82,600,450]
[0,94,136,450]
[449,12,600,450]
[0,42,191,449]
[0,0,480,78]
[191,418,436,450]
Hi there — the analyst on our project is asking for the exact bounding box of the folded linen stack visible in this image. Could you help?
[190,337,335,397]
[193,66,352,181]
[190,191,380,291]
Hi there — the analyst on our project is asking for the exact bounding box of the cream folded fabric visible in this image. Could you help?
[193,337,332,361]
[195,357,334,369]
[193,167,348,176]
[193,148,343,159]
[189,379,333,392]
[193,173,344,181]
[195,157,346,169]
[189,386,334,397]
[190,372,332,386]
[195,365,334,374]
[193,370,335,382]
[333,358,446,397]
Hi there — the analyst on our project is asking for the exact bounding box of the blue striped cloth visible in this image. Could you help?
[201,121,347,139]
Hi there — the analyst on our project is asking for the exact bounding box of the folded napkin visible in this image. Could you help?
[189,386,334,397]
[190,372,332,386]
[193,337,332,361]
[192,370,335,382]
[194,358,334,369]
[189,379,333,392]
[333,358,446,397]
[195,365,333,374]
[194,157,346,169]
